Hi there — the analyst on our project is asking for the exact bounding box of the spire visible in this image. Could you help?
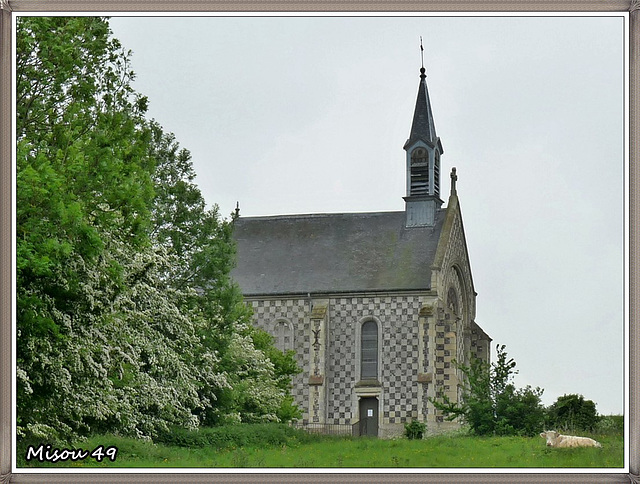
[403,41,445,227]
[404,65,438,149]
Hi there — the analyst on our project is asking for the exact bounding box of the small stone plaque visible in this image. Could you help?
[310,305,327,320]
[417,373,432,383]
[308,375,324,386]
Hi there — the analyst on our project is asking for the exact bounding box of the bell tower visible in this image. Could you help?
[403,53,444,227]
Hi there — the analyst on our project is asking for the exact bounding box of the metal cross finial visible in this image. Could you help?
[419,36,426,79]
[234,201,240,219]
[450,167,458,195]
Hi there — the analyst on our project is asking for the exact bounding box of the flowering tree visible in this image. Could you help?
[16,16,298,444]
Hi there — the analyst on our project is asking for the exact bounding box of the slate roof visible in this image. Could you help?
[231,210,446,296]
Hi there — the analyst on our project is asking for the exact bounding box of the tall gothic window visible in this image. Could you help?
[361,320,378,379]
[410,148,429,196]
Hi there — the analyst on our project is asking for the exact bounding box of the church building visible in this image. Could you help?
[231,63,491,438]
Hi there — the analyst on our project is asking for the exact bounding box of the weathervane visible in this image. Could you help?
[419,36,426,79]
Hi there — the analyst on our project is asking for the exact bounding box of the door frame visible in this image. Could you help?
[358,396,379,437]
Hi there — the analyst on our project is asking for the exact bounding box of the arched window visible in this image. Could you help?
[274,320,293,352]
[361,320,378,379]
[410,148,429,196]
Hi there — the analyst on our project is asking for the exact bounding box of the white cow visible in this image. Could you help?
[540,430,602,448]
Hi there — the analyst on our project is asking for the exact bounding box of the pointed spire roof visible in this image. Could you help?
[403,67,442,152]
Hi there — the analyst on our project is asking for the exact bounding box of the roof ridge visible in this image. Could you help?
[237,210,406,221]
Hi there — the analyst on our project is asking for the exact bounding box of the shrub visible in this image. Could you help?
[429,344,545,436]
[595,415,624,435]
[404,420,426,440]
[495,385,546,436]
[546,394,598,432]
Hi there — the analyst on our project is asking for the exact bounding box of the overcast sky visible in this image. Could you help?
[108,14,626,416]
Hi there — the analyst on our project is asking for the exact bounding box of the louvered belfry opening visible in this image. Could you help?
[434,151,440,196]
[410,148,430,196]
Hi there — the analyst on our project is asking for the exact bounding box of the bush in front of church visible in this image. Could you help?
[404,420,426,439]
[429,344,546,437]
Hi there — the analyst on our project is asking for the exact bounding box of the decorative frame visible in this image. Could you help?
[1,2,636,483]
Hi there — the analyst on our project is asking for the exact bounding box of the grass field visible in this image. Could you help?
[18,430,624,469]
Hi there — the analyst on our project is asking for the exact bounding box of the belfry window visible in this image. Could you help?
[434,151,440,196]
[361,320,378,379]
[410,148,429,196]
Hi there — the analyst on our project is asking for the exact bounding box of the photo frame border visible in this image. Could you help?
[1,1,636,483]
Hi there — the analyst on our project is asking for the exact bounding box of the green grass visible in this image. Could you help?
[17,429,624,469]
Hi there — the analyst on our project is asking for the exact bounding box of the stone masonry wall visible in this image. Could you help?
[248,294,442,429]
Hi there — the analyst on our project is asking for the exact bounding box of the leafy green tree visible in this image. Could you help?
[430,344,545,436]
[16,16,154,349]
[16,16,159,441]
[148,122,235,293]
[147,120,248,329]
[495,384,545,436]
[16,16,301,444]
[146,122,301,425]
[15,15,230,441]
[546,394,598,432]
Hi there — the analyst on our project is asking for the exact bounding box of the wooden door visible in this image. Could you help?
[358,397,379,437]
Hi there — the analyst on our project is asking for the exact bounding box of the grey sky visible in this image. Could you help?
[109,14,626,415]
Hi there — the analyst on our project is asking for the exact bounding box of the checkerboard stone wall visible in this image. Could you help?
[325,297,355,424]
[377,296,421,425]
[249,294,427,426]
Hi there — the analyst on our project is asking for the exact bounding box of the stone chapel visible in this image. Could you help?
[231,64,491,438]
